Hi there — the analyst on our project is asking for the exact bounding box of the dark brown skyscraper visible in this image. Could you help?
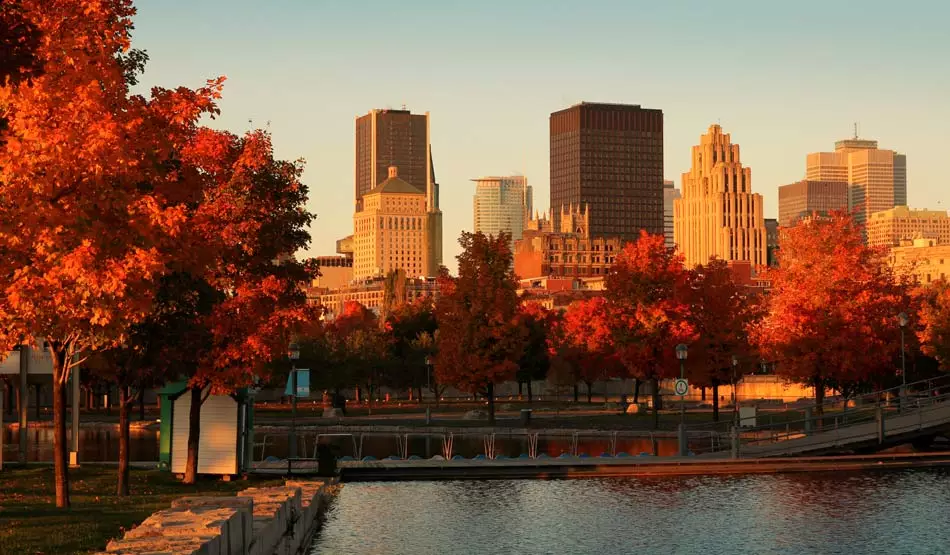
[550,102,664,242]
[355,109,430,209]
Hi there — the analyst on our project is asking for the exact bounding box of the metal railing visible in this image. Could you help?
[689,374,950,456]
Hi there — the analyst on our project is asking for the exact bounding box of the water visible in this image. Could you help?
[311,470,950,554]
[1,428,159,462]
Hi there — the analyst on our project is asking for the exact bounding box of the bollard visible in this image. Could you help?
[731,425,739,459]
[678,423,688,457]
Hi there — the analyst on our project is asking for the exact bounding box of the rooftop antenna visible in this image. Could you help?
[853,122,859,140]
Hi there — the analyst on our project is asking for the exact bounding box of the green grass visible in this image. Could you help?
[0,467,283,555]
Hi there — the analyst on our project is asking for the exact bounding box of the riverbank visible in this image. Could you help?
[0,467,284,555]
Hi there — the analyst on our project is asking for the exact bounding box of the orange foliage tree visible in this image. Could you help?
[917,280,950,370]
[434,232,523,423]
[754,214,910,415]
[0,0,226,507]
[605,232,694,428]
[175,129,316,484]
[683,258,762,421]
[514,302,552,403]
[559,297,623,403]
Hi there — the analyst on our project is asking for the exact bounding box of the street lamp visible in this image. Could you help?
[424,356,432,424]
[675,344,688,456]
[288,342,301,462]
[898,312,908,412]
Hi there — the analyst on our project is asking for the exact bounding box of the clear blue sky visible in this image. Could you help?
[131,0,950,269]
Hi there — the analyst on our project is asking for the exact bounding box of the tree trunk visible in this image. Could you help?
[183,387,203,485]
[138,390,145,421]
[632,378,640,404]
[416,386,423,403]
[701,386,707,402]
[118,386,130,496]
[50,347,70,509]
[486,383,495,425]
[517,381,523,397]
[572,383,579,403]
[712,381,720,422]
[526,380,533,404]
[585,381,593,403]
[651,377,660,430]
[814,377,825,419]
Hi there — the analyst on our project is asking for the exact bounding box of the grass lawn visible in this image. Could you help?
[0,466,283,555]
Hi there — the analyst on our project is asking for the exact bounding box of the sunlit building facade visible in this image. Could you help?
[806,137,907,225]
[866,206,950,248]
[777,180,849,228]
[663,180,681,249]
[674,125,767,268]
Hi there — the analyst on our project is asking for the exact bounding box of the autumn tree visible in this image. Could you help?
[515,302,551,403]
[560,297,624,403]
[175,128,316,484]
[754,214,909,415]
[605,232,694,428]
[385,298,438,401]
[0,1,228,507]
[918,280,950,370]
[435,232,522,423]
[684,258,762,421]
[0,0,43,86]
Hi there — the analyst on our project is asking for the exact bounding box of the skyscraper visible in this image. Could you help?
[549,102,664,242]
[354,108,442,272]
[663,180,681,249]
[806,136,907,225]
[472,176,532,243]
[353,167,433,280]
[777,180,849,227]
[674,125,767,268]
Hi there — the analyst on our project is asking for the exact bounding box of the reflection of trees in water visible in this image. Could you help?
[0,427,158,462]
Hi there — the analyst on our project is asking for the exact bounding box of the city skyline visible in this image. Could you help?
[128,0,950,270]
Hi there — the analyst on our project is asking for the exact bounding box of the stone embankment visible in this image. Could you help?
[97,479,339,555]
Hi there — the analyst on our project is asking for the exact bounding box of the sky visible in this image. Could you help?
[131,0,950,270]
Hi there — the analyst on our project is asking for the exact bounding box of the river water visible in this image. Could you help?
[311,470,950,554]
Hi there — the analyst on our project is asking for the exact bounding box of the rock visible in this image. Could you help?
[322,407,344,418]
[463,409,487,420]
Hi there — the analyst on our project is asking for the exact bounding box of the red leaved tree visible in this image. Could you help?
[560,297,623,403]
[754,213,910,415]
[176,129,317,484]
[683,258,763,421]
[605,232,694,428]
[435,232,522,424]
[917,280,950,370]
[0,0,224,507]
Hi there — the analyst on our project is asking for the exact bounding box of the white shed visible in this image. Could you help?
[158,382,254,476]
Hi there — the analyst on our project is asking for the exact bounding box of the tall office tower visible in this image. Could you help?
[674,125,767,268]
[549,102,664,242]
[472,176,532,244]
[805,136,907,225]
[353,167,432,280]
[354,108,442,272]
[777,180,849,227]
[663,180,681,249]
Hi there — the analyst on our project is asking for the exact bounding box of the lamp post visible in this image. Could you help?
[898,312,908,413]
[288,342,300,462]
[675,343,688,456]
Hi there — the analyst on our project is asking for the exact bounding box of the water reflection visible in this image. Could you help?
[1,427,159,462]
[312,470,950,554]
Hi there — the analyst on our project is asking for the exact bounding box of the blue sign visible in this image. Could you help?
[284,369,310,397]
